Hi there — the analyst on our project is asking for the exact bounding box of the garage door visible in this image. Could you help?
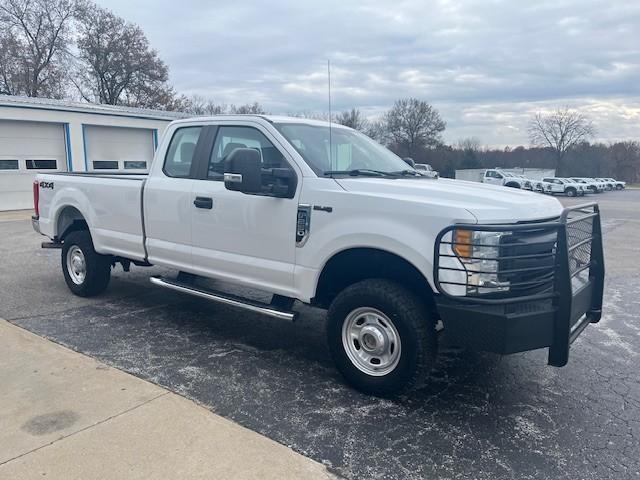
[0,120,67,211]
[84,125,155,172]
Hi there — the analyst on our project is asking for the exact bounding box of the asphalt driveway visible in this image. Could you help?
[1,190,639,480]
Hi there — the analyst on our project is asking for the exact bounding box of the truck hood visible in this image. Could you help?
[335,177,564,223]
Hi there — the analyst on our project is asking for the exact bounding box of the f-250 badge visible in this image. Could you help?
[39,181,54,189]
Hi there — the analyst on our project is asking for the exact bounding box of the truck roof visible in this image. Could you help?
[170,114,352,129]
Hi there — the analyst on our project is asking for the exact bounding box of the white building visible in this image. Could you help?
[0,95,187,211]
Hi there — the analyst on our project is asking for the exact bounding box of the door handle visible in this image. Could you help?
[193,196,213,209]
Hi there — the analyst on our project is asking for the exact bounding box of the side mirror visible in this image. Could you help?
[224,148,262,194]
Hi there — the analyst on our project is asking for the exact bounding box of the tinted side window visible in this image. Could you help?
[207,126,288,180]
[164,127,202,178]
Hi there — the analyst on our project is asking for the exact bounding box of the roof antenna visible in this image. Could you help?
[327,59,334,172]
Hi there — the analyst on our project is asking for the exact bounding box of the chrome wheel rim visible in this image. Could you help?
[341,307,401,376]
[66,246,86,285]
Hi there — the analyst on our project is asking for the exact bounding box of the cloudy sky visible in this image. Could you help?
[98,0,639,147]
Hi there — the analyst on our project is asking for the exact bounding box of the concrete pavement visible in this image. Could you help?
[0,320,333,480]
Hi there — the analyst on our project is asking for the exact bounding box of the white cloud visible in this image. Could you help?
[97,0,640,145]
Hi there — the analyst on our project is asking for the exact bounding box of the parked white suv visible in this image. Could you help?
[571,178,605,194]
[602,178,626,190]
[31,115,605,396]
[542,178,586,197]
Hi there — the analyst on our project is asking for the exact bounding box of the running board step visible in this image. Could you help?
[150,276,298,322]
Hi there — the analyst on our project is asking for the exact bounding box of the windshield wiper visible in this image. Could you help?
[323,169,392,177]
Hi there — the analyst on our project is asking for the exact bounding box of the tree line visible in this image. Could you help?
[1,0,638,182]
[0,0,263,112]
[331,103,638,183]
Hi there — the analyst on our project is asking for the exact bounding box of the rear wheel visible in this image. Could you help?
[327,279,437,396]
[565,187,576,197]
[61,230,111,297]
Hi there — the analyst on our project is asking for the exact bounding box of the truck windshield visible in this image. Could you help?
[274,123,414,177]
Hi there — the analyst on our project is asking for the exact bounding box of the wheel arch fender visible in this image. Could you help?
[50,188,96,240]
[312,246,437,311]
[56,205,90,241]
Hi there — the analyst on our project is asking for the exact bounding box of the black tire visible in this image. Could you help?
[326,279,437,396]
[505,182,520,188]
[565,187,576,197]
[61,230,111,297]
[616,184,623,190]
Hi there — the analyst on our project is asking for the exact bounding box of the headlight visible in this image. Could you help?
[453,229,510,294]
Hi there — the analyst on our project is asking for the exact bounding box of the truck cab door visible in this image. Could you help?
[189,124,301,296]
[143,125,205,270]
[484,170,502,185]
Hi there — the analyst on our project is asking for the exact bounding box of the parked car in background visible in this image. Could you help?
[594,178,614,191]
[483,169,528,189]
[514,174,545,192]
[542,178,586,197]
[570,178,605,194]
[603,178,626,190]
[414,163,439,178]
[595,178,625,191]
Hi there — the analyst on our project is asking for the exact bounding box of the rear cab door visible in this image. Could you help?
[144,123,206,270]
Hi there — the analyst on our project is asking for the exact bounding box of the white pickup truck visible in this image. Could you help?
[31,115,605,396]
[482,169,532,189]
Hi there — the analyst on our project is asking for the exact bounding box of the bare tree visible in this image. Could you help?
[456,137,483,168]
[0,33,21,95]
[229,102,266,114]
[75,4,179,109]
[0,0,80,97]
[182,96,265,115]
[363,119,386,142]
[183,94,227,115]
[382,98,446,157]
[335,108,369,131]
[456,137,482,152]
[528,107,595,169]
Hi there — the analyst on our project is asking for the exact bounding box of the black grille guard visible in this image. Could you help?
[433,203,605,367]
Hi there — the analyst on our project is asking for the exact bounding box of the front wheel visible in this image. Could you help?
[61,230,111,297]
[326,279,437,396]
[565,187,576,197]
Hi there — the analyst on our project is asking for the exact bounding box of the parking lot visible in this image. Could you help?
[1,190,639,480]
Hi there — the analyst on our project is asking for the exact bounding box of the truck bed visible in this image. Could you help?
[36,172,148,262]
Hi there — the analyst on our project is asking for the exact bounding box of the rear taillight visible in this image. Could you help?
[33,180,39,217]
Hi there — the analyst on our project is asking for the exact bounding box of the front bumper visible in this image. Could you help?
[433,203,604,366]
